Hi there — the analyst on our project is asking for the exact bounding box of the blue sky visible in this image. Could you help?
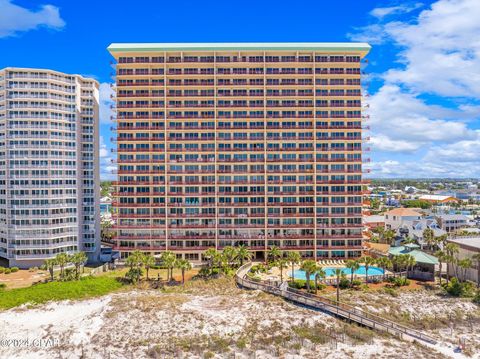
[1,0,479,179]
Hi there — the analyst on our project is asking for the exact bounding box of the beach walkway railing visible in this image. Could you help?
[235,263,437,345]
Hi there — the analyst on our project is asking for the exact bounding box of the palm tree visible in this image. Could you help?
[314,266,326,294]
[457,258,472,282]
[143,254,155,280]
[43,258,57,281]
[277,257,288,282]
[445,243,459,282]
[383,229,396,245]
[70,252,87,280]
[300,259,317,292]
[236,245,252,266]
[287,251,301,282]
[177,259,192,284]
[222,246,238,268]
[334,268,343,302]
[204,248,218,270]
[422,228,435,251]
[362,256,376,284]
[345,259,360,285]
[376,257,392,282]
[160,251,176,281]
[125,250,145,283]
[55,252,69,280]
[268,246,282,264]
[404,254,416,277]
[435,250,447,285]
[471,253,480,287]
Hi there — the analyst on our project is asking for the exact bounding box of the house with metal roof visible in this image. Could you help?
[388,244,438,281]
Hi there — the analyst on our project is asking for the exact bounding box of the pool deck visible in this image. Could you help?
[258,262,391,282]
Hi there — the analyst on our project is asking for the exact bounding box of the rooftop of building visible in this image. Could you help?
[384,208,422,217]
[364,215,385,223]
[447,237,480,251]
[107,42,371,54]
[418,194,458,202]
[0,67,99,84]
[434,213,469,220]
[388,246,439,265]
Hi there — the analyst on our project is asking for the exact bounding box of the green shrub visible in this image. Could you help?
[382,287,399,297]
[472,291,480,304]
[4,269,11,274]
[443,278,475,297]
[288,279,324,290]
[339,277,350,289]
[250,264,267,274]
[388,276,410,287]
[0,267,5,274]
[125,267,143,284]
[473,290,480,304]
[351,279,363,288]
[289,279,306,289]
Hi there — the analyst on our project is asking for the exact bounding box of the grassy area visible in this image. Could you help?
[0,276,125,310]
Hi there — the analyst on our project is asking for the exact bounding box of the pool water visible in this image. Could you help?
[293,266,384,279]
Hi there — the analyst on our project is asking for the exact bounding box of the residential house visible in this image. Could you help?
[446,237,480,284]
[384,208,422,230]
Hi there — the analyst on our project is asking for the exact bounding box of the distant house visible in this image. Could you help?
[384,208,422,230]
[364,215,385,229]
[404,186,417,194]
[397,218,446,249]
[388,244,438,281]
[418,195,458,204]
[446,237,480,284]
[435,214,470,232]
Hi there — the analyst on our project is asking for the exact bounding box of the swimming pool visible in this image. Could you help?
[293,266,384,279]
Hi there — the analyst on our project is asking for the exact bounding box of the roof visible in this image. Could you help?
[447,237,480,251]
[0,67,99,84]
[366,242,390,254]
[419,195,458,202]
[107,42,371,53]
[384,208,422,217]
[388,246,439,265]
[405,243,420,249]
[435,214,469,221]
[364,215,385,223]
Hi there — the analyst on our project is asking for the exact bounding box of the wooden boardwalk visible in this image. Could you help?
[235,263,437,345]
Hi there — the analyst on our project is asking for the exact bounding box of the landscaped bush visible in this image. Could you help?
[10,267,19,272]
[443,278,475,297]
[338,277,350,289]
[0,267,5,274]
[388,276,410,287]
[288,279,324,290]
[250,264,267,274]
[4,268,11,274]
[473,291,480,304]
[351,279,363,288]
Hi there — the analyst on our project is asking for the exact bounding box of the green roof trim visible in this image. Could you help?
[388,246,439,265]
[107,42,371,53]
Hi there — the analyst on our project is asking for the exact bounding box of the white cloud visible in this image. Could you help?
[0,0,65,37]
[370,3,423,19]
[99,136,116,180]
[367,84,476,153]
[350,0,480,177]
[99,82,114,124]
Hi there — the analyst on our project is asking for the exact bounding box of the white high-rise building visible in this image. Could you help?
[0,67,100,268]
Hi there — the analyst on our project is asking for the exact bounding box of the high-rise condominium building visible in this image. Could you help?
[108,43,370,261]
[0,68,100,268]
